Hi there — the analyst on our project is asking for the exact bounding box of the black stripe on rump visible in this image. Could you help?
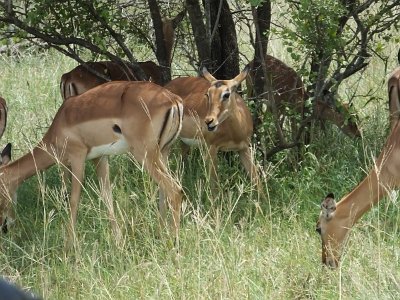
[158,105,181,151]
[158,107,172,151]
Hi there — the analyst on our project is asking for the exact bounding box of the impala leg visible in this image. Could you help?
[66,152,86,249]
[207,145,219,197]
[92,156,121,243]
[133,148,182,239]
[60,166,71,201]
[239,146,262,195]
[158,148,171,229]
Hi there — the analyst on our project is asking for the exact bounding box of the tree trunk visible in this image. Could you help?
[207,0,239,79]
[251,1,271,130]
[147,0,171,84]
[186,0,212,69]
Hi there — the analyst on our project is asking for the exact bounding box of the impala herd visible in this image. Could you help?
[0,49,399,268]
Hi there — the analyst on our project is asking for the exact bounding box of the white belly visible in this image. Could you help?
[181,137,201,147]
[86,138,129,160]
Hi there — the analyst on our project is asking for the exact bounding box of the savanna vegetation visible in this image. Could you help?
[0,0,399,299]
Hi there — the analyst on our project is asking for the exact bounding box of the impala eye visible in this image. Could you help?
[222,93,230,101]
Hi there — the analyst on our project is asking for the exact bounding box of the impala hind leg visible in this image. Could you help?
[92,156,122,244]
[132,147,182,239]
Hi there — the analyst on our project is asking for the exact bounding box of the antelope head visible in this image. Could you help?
[0,97,12,233]
[316,193,351,268]
[202,65,250,132]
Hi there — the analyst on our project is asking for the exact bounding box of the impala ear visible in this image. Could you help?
[320,193,336,220]
[233,64,250,85]
[201,67,217,82]
[1,143,11,165]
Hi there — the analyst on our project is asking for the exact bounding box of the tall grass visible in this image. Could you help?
[0,49,399,299]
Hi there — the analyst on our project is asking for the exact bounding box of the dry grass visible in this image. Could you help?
[0,49,398,299]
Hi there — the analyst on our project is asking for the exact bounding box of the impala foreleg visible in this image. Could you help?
[66,151,86,249]
[92,156,121,242]
[207,145,219,196]
[239,147,262,195]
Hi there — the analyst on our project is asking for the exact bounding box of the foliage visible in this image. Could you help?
[279,0,400,93]
[0,1,150,61]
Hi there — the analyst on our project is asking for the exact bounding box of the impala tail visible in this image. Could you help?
[158,100,183,152]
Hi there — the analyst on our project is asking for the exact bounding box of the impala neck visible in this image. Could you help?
[227,94,243,122]
[1,145,55,187]
[337,168,391,226]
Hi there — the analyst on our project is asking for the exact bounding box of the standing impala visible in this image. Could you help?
[0,82,183,246]
[165,66,259,194]
[316,66,400,268]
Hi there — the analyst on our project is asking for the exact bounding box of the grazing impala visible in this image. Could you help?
[248,55,361,138]
[165,66,259,194]
[316,67,400,268]
[60,60,163,101]
[60,16,179,101]
[0,82,183,246]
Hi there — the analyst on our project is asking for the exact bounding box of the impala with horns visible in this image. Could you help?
[316,66,400,268]
[0,82,183,246]
[165,66,259,194]
[248,55,361,138]
[60,60,163,101]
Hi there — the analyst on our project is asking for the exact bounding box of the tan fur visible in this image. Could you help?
[248,55,360,138]
[60,18,176,101]
[0,82,183,247]
[60,61,163,101]
[165,67,260,195]
[316,66,400,267]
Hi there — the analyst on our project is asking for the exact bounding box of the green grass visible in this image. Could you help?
[0,50,399,299]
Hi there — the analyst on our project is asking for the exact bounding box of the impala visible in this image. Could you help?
[316,66,400,268]
[165,66,259,194]
[248,55,361,138]
[60,16,178,101]
[0,97,12,233]
[0,82,183,246]
[60,60,163,101]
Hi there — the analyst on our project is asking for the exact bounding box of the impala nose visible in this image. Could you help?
[205,118,217,131]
